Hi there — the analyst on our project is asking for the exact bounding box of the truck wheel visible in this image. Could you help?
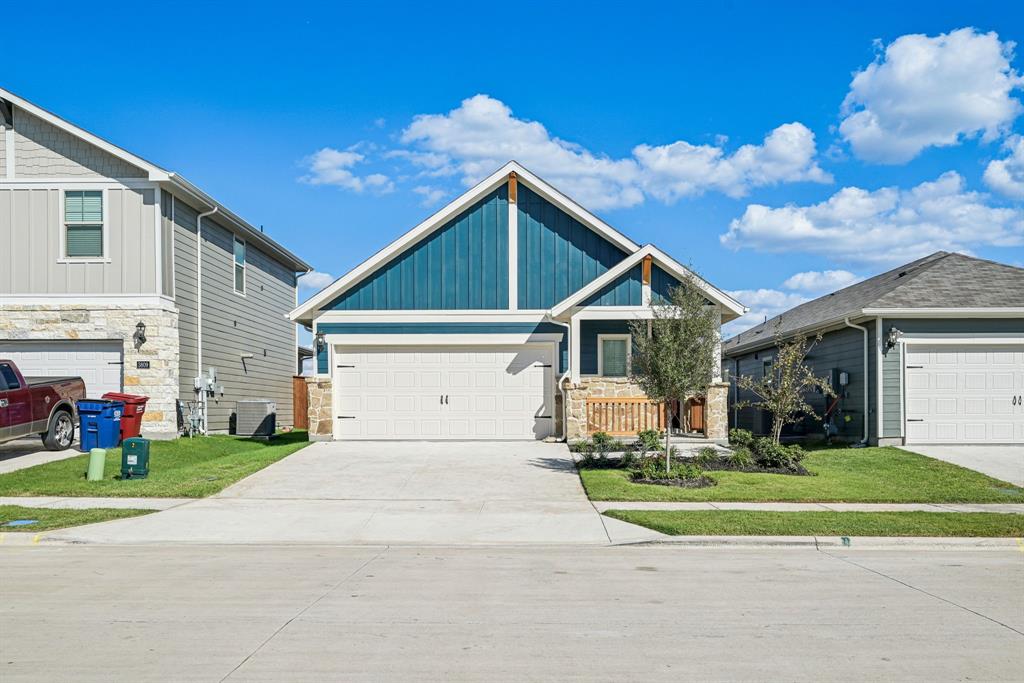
[42,410,75,451]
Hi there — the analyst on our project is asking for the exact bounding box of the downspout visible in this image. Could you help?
[196,206,218,434]
[875,316,884,446]
[545,315,571,441]
[844,317,869,445]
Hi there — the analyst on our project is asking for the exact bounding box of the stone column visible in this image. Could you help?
[306,376,333,440]
[704,381,730,442]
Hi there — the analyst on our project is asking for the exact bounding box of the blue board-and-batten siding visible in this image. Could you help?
[651,264,681,304]
[582,266,643,306]
[517,185,628,309]
[325,187,509,310]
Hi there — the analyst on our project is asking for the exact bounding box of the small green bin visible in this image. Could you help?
[121,437,150,479]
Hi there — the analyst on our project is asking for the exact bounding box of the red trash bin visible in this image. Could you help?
[101,392,149,441]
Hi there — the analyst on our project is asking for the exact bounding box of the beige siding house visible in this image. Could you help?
[0,88,310,438]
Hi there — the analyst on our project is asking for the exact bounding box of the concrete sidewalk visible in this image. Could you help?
[593,501,1024,513]
[1,496,188,510]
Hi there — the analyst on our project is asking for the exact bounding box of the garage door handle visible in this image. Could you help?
[905,365,923,369]
[907,418,924,422]
[336,365,355,369]
[108,361,124,365]
[337,416,356,419]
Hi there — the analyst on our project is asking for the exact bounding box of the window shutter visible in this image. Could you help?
[602,339,628,377]
[66,225,104,258]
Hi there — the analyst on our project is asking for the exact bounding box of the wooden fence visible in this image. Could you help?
[585,397,666,436]
[292,376,309,430]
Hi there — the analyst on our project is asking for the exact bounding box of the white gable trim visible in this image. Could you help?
[0,87,169,182]
[289,160,642,323]
[549,244,746,320]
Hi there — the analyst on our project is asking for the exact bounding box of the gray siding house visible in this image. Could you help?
[723,252,1024,446]
[0,88,310,437]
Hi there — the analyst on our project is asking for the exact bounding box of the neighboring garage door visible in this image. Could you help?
[905,344,1024,444]
[0,340,123,397]
[333,345,553,440]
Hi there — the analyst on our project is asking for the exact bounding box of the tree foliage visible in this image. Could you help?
[628,270,720,471]
[736,327,835,444]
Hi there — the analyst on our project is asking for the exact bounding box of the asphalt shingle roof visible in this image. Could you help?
[723,252,1024,353]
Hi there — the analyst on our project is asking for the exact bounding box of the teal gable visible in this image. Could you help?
[517,185,628,309]
[325,186,509,310]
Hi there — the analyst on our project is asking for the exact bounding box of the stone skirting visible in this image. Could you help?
[562,377,730,442]
[0,302,180,438]
[306,376,333,440]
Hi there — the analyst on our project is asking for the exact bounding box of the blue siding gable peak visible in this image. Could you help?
[517,185,628,309]
[325,186,509,311]
[582,265,643,306]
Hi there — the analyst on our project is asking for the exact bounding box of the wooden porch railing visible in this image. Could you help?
[586,397,666,436]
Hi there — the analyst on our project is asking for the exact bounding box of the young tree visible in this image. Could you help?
[737,328,835,444]
[628,270,720,473]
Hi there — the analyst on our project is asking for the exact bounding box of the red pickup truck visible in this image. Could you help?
[0,360,86,450]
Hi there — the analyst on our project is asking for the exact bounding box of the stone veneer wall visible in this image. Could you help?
[306,377,333,440]
[563,377,729,442]
[0,303,180,438]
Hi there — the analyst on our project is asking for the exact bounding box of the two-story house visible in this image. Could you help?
[0,88,310,438]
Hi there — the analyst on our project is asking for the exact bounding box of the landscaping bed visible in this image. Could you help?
[0,505,154,532]
[579,445,1024,503]
[604,509,1024,537]
[0,431,310,498]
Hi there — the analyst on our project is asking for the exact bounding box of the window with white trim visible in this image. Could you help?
[598,334,630,377]
[64,190,104,258]
[233,237,246,294]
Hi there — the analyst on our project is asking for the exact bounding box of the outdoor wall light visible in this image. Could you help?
[886,326,902,351]
[314,331,326,351]
[134,321,147,346]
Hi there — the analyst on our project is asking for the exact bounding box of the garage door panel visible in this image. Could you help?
[905,343,1024,444]
[333,344,552,440]
[0,341,122,397]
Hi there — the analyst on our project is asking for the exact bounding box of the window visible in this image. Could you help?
[1,363,19,390]
[598,334,630,377]
[64,190,104,258]
[233,237,246,294]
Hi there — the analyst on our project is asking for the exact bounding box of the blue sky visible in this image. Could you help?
[6,1,1023,334]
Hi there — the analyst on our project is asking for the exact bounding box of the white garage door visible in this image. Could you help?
[333,345,553,440]
[905,344,1024,444]
[0,340,123,397]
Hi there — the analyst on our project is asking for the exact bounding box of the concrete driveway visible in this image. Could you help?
[0,438,80,474]
[48,441,657,546]
[902,445,1024,487]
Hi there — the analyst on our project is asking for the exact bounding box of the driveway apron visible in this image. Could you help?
[46,441,658,546]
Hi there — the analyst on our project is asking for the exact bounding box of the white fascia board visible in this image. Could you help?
[899,334,1024,345]
[0,294,178,310]
[290,160,646,324]
[549,244,746,320]
[313,310,550,324]
[572,307,657,321]
[325,333,563,346]
[0,87,169,181]
[861,307,1024,318]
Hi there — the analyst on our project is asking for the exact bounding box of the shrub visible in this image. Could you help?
[695,446,720,467]
[635,429,663,452]
[631,456,704,482]
[750,437,805,471]
[728,446,754,468]
[590,431,626,454]
[729,428,754,448]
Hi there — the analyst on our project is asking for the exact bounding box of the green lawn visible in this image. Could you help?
[580,447,1024,503]
[0,505,154,532]
[0,431,310,498]
[604,509,1024,537]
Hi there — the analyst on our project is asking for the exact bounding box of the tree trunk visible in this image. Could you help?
[772,416,784,444]
[664,401,673,474]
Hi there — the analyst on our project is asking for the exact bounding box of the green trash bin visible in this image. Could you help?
[121,437,150,479]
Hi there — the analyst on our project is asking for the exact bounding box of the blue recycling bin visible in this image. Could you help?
[76,399,125,452]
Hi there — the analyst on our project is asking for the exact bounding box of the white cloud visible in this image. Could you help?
[983,135,1024,199]
[721,171,1024,265]
[298,270,335,290]
[723,289,810,336]
[634,122,831,201]
[399,95,829,210]
[839,28,1024,163]
[412,185,447,206]
[300,148,395,193]
[782,269,862,293]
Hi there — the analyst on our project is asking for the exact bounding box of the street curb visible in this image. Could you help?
[623,535,1024,549]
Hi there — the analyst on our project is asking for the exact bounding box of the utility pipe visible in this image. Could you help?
[844,317,870,444]
[875,316,885,445]
[545,315,572,441]
[196,206,218,434]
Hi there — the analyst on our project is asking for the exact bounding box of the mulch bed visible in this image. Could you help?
[679,457,813,477]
